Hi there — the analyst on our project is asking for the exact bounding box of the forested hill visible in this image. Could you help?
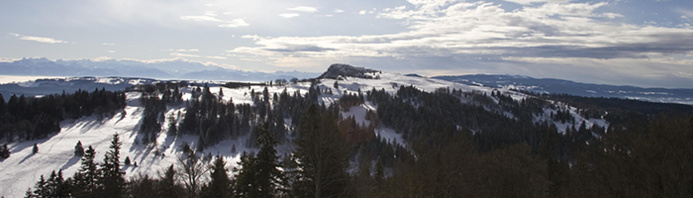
[1,64,691,197]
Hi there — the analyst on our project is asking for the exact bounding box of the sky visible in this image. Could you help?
[1,0,693,88]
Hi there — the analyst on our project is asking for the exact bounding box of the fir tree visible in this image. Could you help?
[200,156,232,198]
[46,170,70,197]
[294,104,350,198]
[99,133,124,198]
[32,144,38,154]
[0,143,11,159]
[254,121,285,197]
[73,146,99,197]
[234,152,257,197]
[374,157,384,182]
[74,141,85,156]
[28,175,47,198]
[157,165,182,198]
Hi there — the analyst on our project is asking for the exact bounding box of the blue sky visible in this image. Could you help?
[2,0,693,88]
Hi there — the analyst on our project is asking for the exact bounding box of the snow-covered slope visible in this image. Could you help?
[0,65,608,197]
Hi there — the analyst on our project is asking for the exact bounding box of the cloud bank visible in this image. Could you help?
[224,0,693,88]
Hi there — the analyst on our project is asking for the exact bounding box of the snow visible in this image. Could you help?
[375,127,406,149]
[0,69,612,197]
[534,101,610,134]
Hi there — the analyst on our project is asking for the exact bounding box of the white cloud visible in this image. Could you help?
[206,56,227,60]
[219,18,249,28]
[102,42,116,46]
[170,52,199,58]
[170,49,200,52]
[9,33,68,44]
[358,10,367,15]
[503,0,572,5]
[287,6,318,12]
[180,15,248,28]
[334,9,345,13]
[241,35,262,40]
[180,15,223,22]
[279,13,300,18]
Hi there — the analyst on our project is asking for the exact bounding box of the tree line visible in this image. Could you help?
[0,89,126,147]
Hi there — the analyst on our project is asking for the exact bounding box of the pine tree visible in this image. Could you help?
[157,165,182,198]
[234,152,258,197]
[27,170,72,198]
[99,133,124,198]
[74,141,85,156]
[254,121,284,197]
[124,156,131,166]
[168,114,178,136]
[374,157,384,182]
[28,175,47,197]
[200,156,232,198]
[46,170,71,197]
[128,174,155,198]
[32,144,38,154]
[294,104,350,198]
[73,145,99,197]
[0,143,9,159]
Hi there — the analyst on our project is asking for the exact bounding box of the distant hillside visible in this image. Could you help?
[434,74,693,105]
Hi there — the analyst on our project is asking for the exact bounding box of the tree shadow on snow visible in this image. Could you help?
[17,153,36,165]
[61,155,81,170]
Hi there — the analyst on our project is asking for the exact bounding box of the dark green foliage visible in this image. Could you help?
[100,133,125,198]
[157,165,184,198]
[200,156,232,198]
[0,89,125,142]
[0,143,9,159]
[232,121,289,196]
[254,122,284,196]
[179,84,238,148]
[338,92,364,110]
[139,93,166,144]
[32,144,38,154]
[73,145,99,197]
[294,104,350,198]
[127,174,156,198]
[74,141,84,156]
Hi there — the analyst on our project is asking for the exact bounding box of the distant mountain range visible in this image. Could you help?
[434,74,693,105]
[3,59,693,105]
[0,57,318,81]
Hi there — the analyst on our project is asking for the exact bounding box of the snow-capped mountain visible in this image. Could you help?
[0,57,318,81]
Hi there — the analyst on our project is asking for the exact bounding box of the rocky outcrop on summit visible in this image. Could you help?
[318,64,381,79]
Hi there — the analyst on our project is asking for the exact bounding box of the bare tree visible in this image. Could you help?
[177,151,207,198]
